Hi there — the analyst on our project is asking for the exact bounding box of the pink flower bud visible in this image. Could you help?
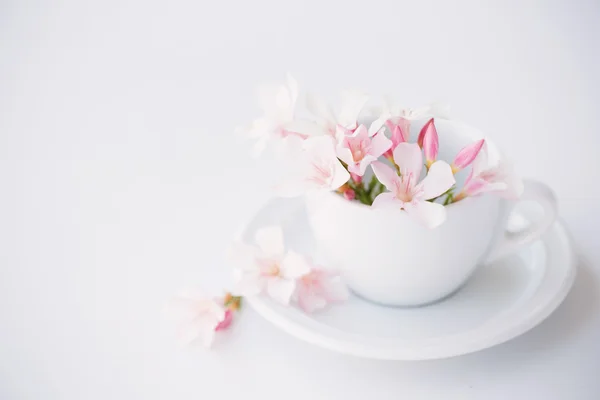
[343,189,356,201]
[417,118,433,148]
[350,172,362,184]
[451,139,485,173]
[420,119,439,166]
[215,309,233,331]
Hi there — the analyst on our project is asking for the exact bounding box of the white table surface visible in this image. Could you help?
[1,1,599,399]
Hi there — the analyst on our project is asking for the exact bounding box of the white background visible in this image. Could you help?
[1,0,600,399]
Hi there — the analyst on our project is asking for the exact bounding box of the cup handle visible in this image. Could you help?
[485,180,558,263]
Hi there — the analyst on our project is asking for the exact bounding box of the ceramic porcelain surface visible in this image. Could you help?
[242,197,576,360]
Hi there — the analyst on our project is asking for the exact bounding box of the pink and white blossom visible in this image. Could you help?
[451,139,485,174]
[164,291,227,348]
[306,90,372,138]
[231,226,311,305]
[294,268,349,313]
[383,117,410,159]
[275,136,350,197]
[336,124,392,176]
[371,143,456,228]
[240,74,321,155]
[456,143,523,200]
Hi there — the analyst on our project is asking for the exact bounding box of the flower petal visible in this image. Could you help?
[280,250,312,279]
[283,119,323,137]
[350,124,369,139]
[405,200,447,229]
[371,161,400,191]
[165,294,224,321]
[337,90,369,128]
[417,118,435,148]
[371,192,401,210]
[452,139,485,172]
[419,161,455,200]
[255,226,285,257]
[319,275,349,302]
[422,119,439,163]
[336,144,355,166]
[177,315,220,347]
[232,269,265,297]
[368,112,388,135]
[303,135,336,159]
[297,290,327,313]
[391,122,409,146]
[330,160,351,190]
[354,154,377,176]
[369,133,393,158]
[392,142,423,179]
[267,278,296,305]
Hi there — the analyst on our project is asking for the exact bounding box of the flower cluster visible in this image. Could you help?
[165,226,348,348]
[165,76,525,349]
[230,226,348,313]
[240,74,522,228]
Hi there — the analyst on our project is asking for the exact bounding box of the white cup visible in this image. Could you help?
[305,119,557,306]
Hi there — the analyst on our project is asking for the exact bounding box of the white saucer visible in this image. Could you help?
[240,198,577,360]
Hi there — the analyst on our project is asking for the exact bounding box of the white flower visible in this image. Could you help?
[164,291,227,348]
[306,90,383,139]
[239,74,321,156]
[294,267,349,313]
[231,226,311,305]
[274,136,350,197]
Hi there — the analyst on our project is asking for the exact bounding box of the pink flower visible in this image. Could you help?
[164,291,227,348]
[275,136,350,197]
[383,118,410,159]
[336,124,392,176]
[294,268,349,313]
[451,139,485,174]
[371,143,456,228]
[456,143,524,200]
[231,226,311,305]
